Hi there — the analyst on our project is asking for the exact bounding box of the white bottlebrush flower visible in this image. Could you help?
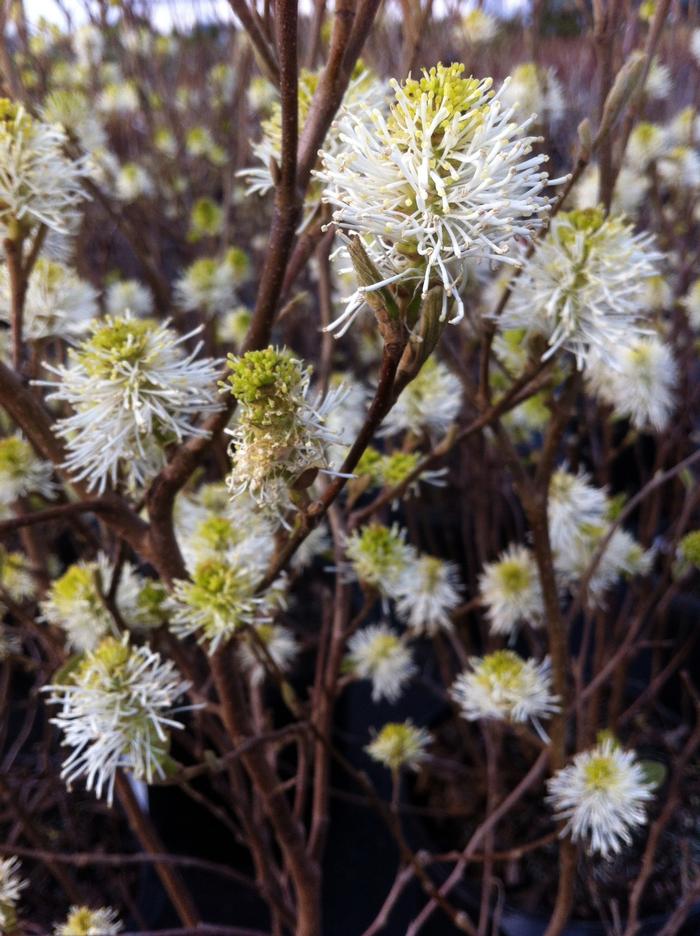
[366,721,431,771]
[666,106,698,147]
[451,650,559,730]
[105,279,154,318]
[681,278,700,329]
[0,547,36,605]
[626,122,667,171]
[0,99,88,236]
[547,737,655,858]
[72,23,104,67]
[243,66,383,207]
[225,348,345,517]
[459,8,499,44]
[167,559,264,652]
[644,58,671,100]
[54,905,123,936]
[41,90,108,160]
[555,526,652,607]
[478,543,544,636]
[346,623,417,703]
[217,306,251,347]
[500,62,564,124]
[500,208,662,367]
[175,248,250,317]
[0,856,27,932]
[548,467,608,557]
[182,511,275,578]
[0,434,57,505]
[115,162,154,202]
[345,523,415,597]
[379,358,462,438]
[41,315,222,494]
[396,554,462,634]
[41,554,148,652]
[98,81,139,115]
[0,258,98,341]
[585,336,677,431]
[658,145,700,190]
[318,63,559,331]
[573,163,649,218]
[238,623,299,685]
[44,635,191,804]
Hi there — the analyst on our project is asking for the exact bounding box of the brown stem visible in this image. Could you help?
[115,772,200,929]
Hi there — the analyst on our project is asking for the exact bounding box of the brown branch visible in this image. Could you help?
[115,772,200,929]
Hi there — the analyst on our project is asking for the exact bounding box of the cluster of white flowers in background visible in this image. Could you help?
[0,857,26,933]
[53,905,123,936]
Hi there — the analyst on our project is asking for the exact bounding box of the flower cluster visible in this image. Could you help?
[366,721,431,771]
[500,208,662,367]
[0,434,56,507]
[547,737,656,857]
[44,635,191,804]
[42,315,222,493]
[0,857,26,933]
[0,98,88,237]
[225,347,344,517]
[451,650,559,733]
[318,63,559,330]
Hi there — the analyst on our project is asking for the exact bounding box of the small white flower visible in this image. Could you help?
[451,650,559,730]
[41,90,108,162]
[318,64,559,330]
[548,467,608,557]
[645,58,671,100]
[0,434,57,505]
[41,315,222,494]
[0,547,36,605]
[98,81,139,115]
[366,721,431,771]
[626,122,667,171]
[105,279,154,318]
[555,526,652,607]
[0,99,88,236]
[182,511,276,578]
[681,278,700,329]
[500,208,662,368]
[479,543,544,636]
[0,258,98,342]
[459,9,499,44]
[44,635,191,804]
[0,856,27,932]
[345,523,415,597]
[238,623,299,685]
[115,162,154,202]
[41,554,150,652]
[585,336,677,431]
[73,23,104,67]
[500,62,564,124]
[396,554,462,635]
[175,249,249,317]
[54,905,123,935]
[575,165,649,216]
[547,738,655,858]
[167,559,264,652]
[346,623,417,702]
[658,146,700,190]
[379,358,462,438]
